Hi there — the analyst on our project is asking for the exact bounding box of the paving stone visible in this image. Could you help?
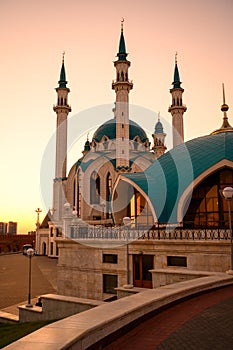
[103,285,233,349]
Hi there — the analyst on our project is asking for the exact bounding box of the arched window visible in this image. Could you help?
[90,171,100,204]
[183,168,233,228]
[106,173,112,219]
[73,177,76,209]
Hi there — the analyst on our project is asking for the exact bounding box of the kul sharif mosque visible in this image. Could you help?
[35,22,233,299]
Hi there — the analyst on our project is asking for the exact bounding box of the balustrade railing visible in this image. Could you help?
[69,225,231,241]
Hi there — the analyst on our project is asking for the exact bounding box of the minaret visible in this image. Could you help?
[112,19,133,170]
[211,83,233,135]
[52,53,71,223]
[152,113,167,158]
[168,54,187,148]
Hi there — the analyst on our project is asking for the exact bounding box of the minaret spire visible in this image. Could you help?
[117,18,128,62]
[173,52,181,89]
[58,51,67,88]
[112,20,133,170]
[53,54,72,223]
[168,54,187,147]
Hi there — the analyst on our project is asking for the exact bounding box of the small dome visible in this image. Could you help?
[92,118,148,143]
[154,120,164,134]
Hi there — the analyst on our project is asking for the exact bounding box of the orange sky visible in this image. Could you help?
[0,0,233,233]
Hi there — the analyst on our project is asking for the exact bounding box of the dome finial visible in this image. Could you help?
[62,50,65,64]
[221,83,229,111]
[158,111,160,122]
[121,17,124,32]
[211,83,233,135]
[175,51,178,64]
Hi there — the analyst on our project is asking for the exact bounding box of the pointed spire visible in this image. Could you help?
[172,52,181,89]
[82,134,91,155]
[154,112,164,134]
[117,18,128,61]
[211,84,233,135]
[58,51,67,88]
[220,83,231,128]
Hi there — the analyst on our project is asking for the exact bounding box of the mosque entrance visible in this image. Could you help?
[133,254,153,288]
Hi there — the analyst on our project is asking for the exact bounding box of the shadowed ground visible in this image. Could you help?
[0,254,57,311]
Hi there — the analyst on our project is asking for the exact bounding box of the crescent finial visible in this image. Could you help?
[121,17,124,32]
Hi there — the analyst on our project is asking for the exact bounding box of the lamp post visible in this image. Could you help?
[222,186,233,271]
[26,248,35,307]
[123,216,131,286]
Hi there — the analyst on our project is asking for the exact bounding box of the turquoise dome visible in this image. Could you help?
[92,118,148,143]
[121,132,233,223]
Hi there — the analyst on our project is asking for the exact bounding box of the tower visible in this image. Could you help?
[112,20,133,170]
[168,54,187,147]
[152,113,167,158]
[52,54,71,223]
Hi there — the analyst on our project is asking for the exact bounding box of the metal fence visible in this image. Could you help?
[69,225,231,241]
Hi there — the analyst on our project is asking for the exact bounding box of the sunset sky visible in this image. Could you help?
[1,0,233,233]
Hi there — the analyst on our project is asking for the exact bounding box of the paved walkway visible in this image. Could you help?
[0,253,57,314]
[103,285,233,349]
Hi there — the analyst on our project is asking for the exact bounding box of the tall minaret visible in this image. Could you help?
[168,54,187,148]
[52,53,71,223]
[112,19,133,170]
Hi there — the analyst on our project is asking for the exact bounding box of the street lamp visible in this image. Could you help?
[26,248,35,307]
[222,186,233,271]
[123,216,131,286]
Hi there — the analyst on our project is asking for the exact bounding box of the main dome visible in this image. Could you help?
[92,118,148,143]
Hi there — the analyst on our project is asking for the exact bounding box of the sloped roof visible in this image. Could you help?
[121,132,233,223]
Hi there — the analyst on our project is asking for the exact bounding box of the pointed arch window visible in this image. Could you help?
[73,177,76,209]
[90,171,100,204]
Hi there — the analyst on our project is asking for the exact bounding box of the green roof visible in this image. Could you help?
[122,132,233,223]
[58,62,67,88]
[154,120,164,134]
[117,31,128,61]
[172,63,181,89]
[92,118,148,143]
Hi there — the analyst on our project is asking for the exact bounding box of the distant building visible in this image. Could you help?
[7,222,17,235]
[0,222,7,235]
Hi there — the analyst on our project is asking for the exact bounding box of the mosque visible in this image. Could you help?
[36,24,233,300]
